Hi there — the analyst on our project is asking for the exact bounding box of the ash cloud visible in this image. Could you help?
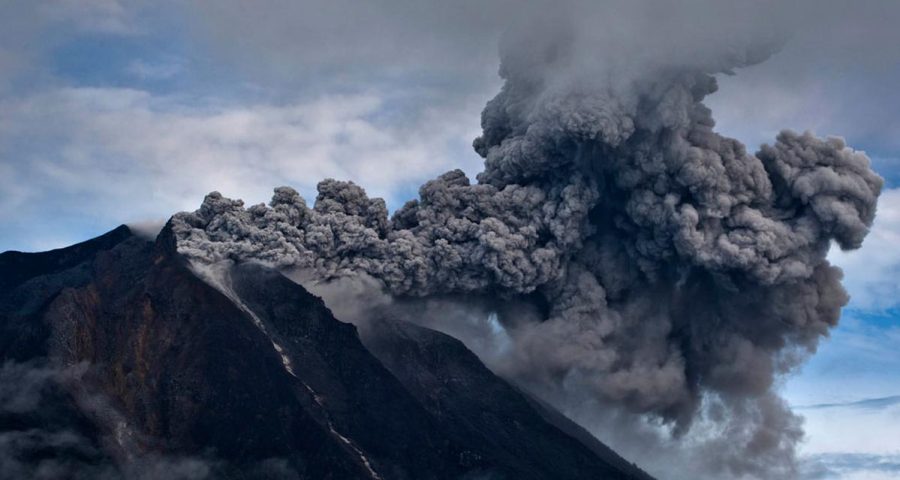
[170,1,884,478]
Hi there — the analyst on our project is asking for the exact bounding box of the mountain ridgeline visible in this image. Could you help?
[0,224,654,480]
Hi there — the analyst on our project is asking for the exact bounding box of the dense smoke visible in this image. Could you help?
[171,2,883,478]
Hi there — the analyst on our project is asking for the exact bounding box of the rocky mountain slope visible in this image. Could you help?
[0,224,654,480]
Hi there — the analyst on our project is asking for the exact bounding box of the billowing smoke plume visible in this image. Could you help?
[171,3,883,478]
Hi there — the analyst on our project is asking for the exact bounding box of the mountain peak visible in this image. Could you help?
[0,228,654,479]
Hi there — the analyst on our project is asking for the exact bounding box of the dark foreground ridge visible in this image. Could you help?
[0,225,654,480]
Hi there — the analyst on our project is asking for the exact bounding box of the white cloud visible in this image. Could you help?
[125,57,185,81]
[799,402,900,456]
[785,314,900,408]
[797,401,900,480]
[828,188,900,311]
[785,316,900,479]
[706,2,900,155]
[0,86,487,250]
[40,0,137,35]
[0,0,140,93]
[802,453,900,480]
[179,0,512,90]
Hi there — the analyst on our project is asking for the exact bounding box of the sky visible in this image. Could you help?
[0,1,898,479]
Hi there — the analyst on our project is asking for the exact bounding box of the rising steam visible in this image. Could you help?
[170,3,883,478]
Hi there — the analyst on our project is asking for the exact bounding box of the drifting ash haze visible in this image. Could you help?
[172,2,883,479]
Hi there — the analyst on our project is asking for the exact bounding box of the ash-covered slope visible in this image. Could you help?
[360,317,654,480]
[0,225,653,480]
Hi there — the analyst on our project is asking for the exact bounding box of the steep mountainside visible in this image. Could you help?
[0,225,654,480]
[361,317,654,480]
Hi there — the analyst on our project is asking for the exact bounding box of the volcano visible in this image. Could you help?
[0,224,654,480]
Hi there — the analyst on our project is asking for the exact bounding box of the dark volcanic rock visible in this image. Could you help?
[2,227,365,479]
[0,225,655,480]
[0,225,133,361]
[0,225,132,292]
[360,317,654,480]
[228,262,466,479]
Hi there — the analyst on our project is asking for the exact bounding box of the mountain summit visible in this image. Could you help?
[0,224,653,480]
